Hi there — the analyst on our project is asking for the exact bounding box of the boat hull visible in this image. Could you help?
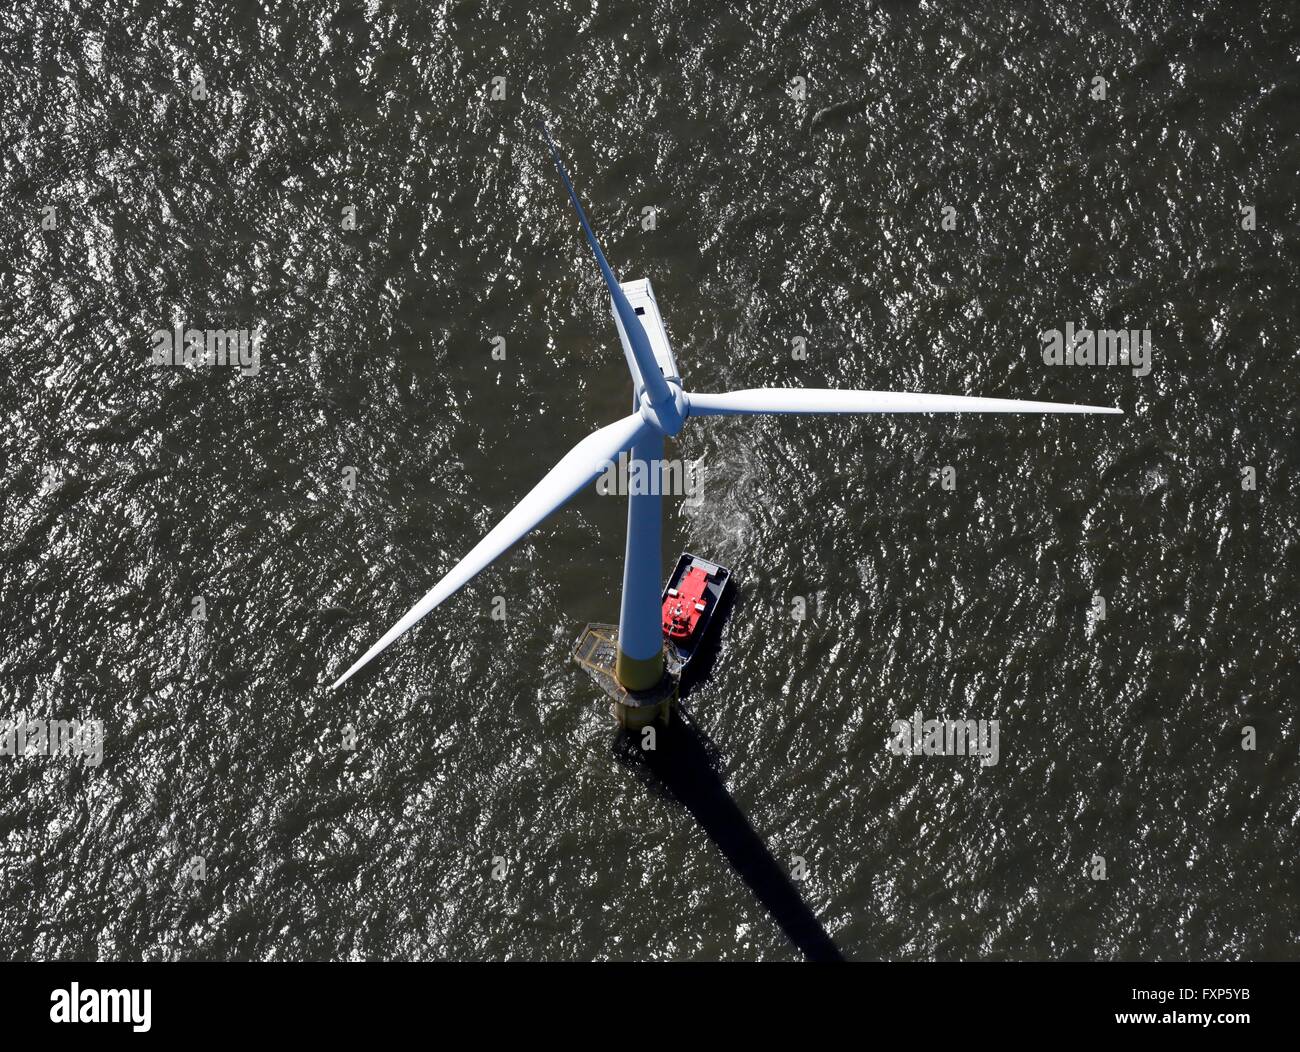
[661,552,733,676]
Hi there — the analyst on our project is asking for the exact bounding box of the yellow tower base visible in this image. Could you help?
[573,623,677,729]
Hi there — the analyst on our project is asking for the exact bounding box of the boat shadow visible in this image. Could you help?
[612,702,845,962]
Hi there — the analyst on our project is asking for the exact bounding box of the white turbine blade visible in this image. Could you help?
[687,389,1122,416]
[538,123,675,410]
[330,412,650,689]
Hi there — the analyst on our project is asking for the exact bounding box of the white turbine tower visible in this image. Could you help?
[329,126,1121,700]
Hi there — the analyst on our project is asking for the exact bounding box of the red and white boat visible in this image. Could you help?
[660,553,733,672]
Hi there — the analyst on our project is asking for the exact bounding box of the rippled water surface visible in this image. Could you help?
[2,0,1297,960]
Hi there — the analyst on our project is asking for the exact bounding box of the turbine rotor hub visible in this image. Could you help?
[638,383,687,436]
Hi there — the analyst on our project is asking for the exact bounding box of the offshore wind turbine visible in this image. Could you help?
[329,125,1121,705]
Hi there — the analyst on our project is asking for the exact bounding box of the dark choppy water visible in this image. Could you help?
[2,0,1297,960]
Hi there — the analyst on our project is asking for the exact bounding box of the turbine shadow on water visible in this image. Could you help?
[613,704,845,962]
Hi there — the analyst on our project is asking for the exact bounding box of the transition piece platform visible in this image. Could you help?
[573,623,677,729]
